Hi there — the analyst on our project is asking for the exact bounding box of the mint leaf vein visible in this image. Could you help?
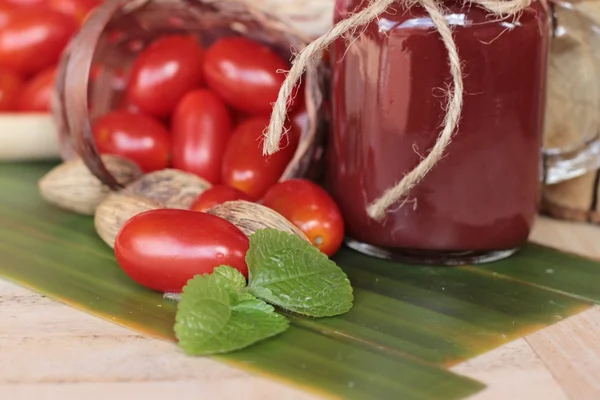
[246,229,354,318]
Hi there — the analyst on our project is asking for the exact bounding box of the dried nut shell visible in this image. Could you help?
[95,193,163,248]
[207,200,309,241]
[123,169,212,209]
[38,155,143,215]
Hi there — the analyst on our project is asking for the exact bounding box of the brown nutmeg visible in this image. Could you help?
[123,169,212,210]
[207,200,309,241]
[94,193,164,248]
[38,155,142,215]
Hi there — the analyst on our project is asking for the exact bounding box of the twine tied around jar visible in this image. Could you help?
[263,0,532,221]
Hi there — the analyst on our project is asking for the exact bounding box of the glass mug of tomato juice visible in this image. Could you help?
[327,0,600,265]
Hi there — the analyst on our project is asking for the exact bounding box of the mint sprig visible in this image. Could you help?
[247,229,354,317]
[174,230,354,356]
[175,266,289,356]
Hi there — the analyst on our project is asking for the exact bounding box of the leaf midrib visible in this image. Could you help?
[250,269,341,288]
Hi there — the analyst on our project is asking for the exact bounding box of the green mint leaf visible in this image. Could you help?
[212,265,256,302]
[213,265,247,289]
[246,229,354,318]
[213,265,247,290]
[174,269,289,356]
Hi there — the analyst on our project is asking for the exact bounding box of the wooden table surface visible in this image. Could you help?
[1,216,599,400]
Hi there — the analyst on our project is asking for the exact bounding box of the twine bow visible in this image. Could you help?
[263,0,532,221]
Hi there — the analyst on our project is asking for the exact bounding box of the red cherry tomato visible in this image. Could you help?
[0,9,78,76]
[190,185,252,212]
[171,89,233,184]
[0,68,22,111]
[221,117,298,200]
[126,35,205,118]
[115,209,250,292]
[17,67,56,112]
[93,111,171,172]
[48,0,101,24]
[262,179,345,257]
[0,2,17,30]
[204,37,290,115]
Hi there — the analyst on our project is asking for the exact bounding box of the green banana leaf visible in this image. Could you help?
[1,162,599,399]
[471,245,600,303]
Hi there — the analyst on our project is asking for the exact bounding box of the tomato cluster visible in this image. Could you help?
[0,0,101,112]
[3,2,345,294]
[102,34,345,293]
[115,176,346,293]
[92,35,305,200]
[2,3,345,292]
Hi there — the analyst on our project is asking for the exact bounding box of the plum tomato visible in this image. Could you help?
[48,0,101,24]
[114,209,250,293]
[92,110,171,172]
[190,185,252,212]
[262,179,345,257]
[0,9,78,76]
[126,35,205,118]
[0,2,17,30]
[221,117,298,200]
[17,67,56,112]
[0,68,22,111]
[171,89,233,184]
[204,37,290,115]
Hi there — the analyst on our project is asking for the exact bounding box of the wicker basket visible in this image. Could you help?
[53,0,330,189]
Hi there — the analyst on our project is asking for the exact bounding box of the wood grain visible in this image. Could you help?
[449,217,600,400]
[526,217,600,400]
[527,308,600,400]
[1,216,599,400]
[0,283,316,400]
[451,339,569,400]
